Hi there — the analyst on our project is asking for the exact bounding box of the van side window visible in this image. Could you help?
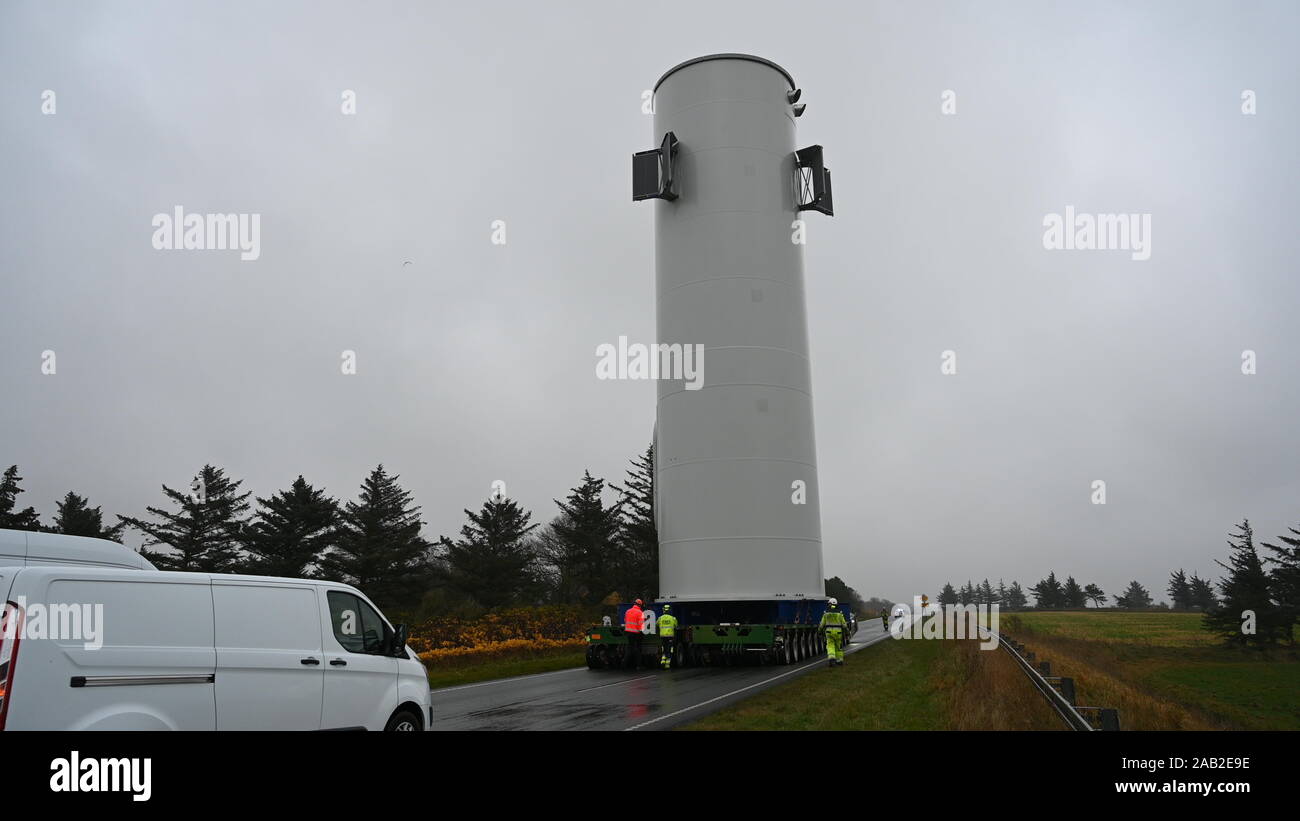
[327,590,390,655]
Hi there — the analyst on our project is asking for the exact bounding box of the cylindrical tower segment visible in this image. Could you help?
[650,54,825,602]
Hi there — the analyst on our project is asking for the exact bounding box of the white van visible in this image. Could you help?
[0,529,157,571]
[0,537,431,731]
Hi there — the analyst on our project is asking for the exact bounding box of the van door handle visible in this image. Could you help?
[300,657,320,665]
[330,659,347,666]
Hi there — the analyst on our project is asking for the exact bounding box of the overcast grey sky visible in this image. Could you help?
[2,0,1297,603]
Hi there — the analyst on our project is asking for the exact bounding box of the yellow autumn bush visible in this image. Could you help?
[408,605,592,666]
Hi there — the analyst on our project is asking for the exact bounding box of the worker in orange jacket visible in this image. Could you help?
[623,598,646,669]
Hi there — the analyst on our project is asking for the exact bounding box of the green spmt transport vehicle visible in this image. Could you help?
[586,600,856,669]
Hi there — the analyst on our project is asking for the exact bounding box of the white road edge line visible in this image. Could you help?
[431,665,587,694]
[576,673,658,692]
[622,631,892,731]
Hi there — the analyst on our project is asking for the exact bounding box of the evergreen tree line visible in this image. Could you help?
[932,517,1300,647]
[938,573,1214,611]
[0,448,660,615]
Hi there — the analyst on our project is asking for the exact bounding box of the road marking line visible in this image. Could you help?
[622,631,891,731]
[576,673,658,692]
[431,666,587,694]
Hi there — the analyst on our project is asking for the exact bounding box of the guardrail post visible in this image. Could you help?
[1038,660,1051,676]
[1099,708,1120,731]
[1055,677,1076,705]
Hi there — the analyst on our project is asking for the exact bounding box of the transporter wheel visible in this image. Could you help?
[796,631,806,661]
[384,709,422,732]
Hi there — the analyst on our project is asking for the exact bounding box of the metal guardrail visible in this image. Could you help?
[980,626,1119,731]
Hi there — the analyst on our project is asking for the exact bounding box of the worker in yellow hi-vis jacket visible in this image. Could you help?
[657,605,678,669]
[820,598,848,668]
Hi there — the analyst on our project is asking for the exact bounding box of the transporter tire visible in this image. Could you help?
[587,645,612,669]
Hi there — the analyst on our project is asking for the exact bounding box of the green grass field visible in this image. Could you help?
[1001,611,1300,730]
[683,638,950,731]
[424,647,586,690]
[683,633,1061,731]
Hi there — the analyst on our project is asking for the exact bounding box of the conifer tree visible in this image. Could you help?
[1189,572,1218,611]
[979,578,996,605]
[0,465,41,531]
[938,582,958,605]
[1203,519,1283,645]
[958,580,975,605]
[1062,575,1086,608]
[612,445,657,600]
[241,476,338,578]
[1115,579,1153,609]
[319,465,431,610]
[119,465,250,572]
[1031,572,1065,609]
[1004,581,1029,609]
[1167,569,1193,610]
[438,493,539,609]
[1083,583,1107,608]
[540,471,623,604]
[51,491,125,542]
[1261,524,1300,643]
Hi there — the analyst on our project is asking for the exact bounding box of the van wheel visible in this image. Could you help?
[385,709,422,732]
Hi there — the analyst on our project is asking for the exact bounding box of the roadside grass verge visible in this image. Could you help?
[682,635,1061,730]
[1000,611,1300,730]
[425,645,586,690]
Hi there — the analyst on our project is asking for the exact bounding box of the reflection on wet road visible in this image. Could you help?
[432,622,891,731]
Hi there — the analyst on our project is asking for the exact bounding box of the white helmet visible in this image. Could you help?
[828,597,838,607]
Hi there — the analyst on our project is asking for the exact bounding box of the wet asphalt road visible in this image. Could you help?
[431,622,891,731]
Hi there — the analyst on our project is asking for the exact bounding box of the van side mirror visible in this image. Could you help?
[391,623,409,656]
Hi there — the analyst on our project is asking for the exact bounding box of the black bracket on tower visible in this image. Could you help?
[794,145,833,216]
[632,131,679,202]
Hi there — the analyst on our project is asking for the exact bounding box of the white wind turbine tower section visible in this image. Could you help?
[634,54,835,603]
